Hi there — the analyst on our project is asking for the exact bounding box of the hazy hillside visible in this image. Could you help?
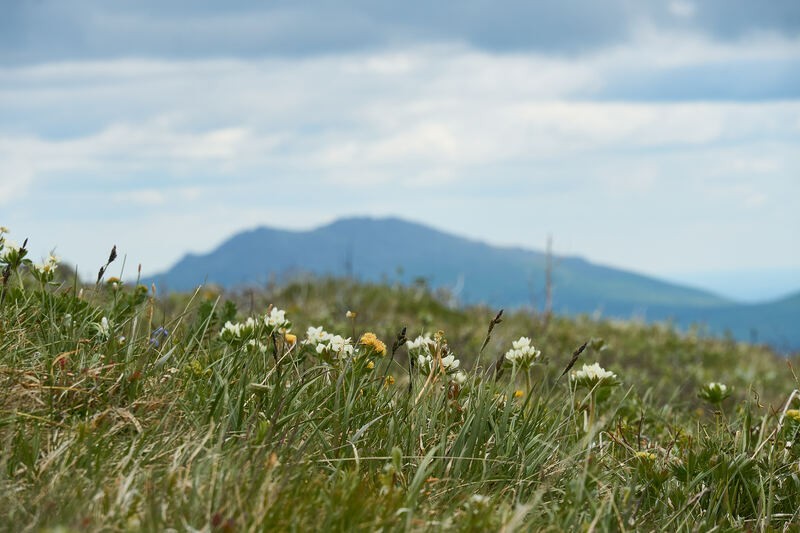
[146,217,799,350]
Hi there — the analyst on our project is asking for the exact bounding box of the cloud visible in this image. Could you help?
[669,1,697,19]
[1,30,799,277]
[2,0,799,64]
[2,37,800,197]
[113,189,166,207]
[0,158,35,205]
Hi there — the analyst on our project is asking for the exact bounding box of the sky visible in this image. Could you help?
[1,0,799,302]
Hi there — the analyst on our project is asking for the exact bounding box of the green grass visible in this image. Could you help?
[2,247,800,531]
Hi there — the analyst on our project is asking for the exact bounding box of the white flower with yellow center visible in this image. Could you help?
[264,307,290,331]
[571,362,619,389]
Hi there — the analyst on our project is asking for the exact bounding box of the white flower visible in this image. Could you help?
[247,339,268,353]
[406,335,433,352]
[441,354,459,370]
[220,320,241,338]
[305,326,330,346]
[698,382,731,404]
[94,316,111,339]
[571,362,618,388]
[220,317,259,341]
[416,351,461,375]
[504,336,542,368]
[452,371,468,385]
[0,239,19,262]
[512,337,531,350]
[315,334,355,359]
[264,307,289,330]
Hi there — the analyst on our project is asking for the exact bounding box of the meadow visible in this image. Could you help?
[2,231,800,531]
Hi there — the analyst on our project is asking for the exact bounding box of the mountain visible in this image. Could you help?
[146,217,799,351]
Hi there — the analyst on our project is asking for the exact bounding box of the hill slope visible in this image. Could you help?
[146,217,798,350]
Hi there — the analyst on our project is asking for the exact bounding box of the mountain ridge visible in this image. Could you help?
[145,216,798,351]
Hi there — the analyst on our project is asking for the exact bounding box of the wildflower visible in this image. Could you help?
[504,336,542,369]
[221,321,242,338]
[149,326,169,348]
[452,371,468,385]
[359,332,387,355]
[305,326,330,346]
[366,360,375,370]
[247,339,268,353]
[635,451,656,461]
[346,310,357,319]
[384,375,395,387]
[442,354,460,370]
[513,389,525,398]
[219,317,257,343]
[0,239,20,262]
[94,316,111,339]
[284,333,297,345]
[407,332,462,376]
[0,226,8,235]
[315,334,355,360]
[416,351,461,375]
[571,362,619,389]
[264,306,290,332]
[34,254,59,274]
[406,334,433,353]
[784,409,800,423]
[698,382,731,404]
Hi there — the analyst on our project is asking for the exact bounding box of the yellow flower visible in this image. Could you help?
[367,360,375,370]
[635,451,656,461]
[284,333,297,345]
[513,390,525,398]
[360,332,387,356]
[384,375,395,387]
[786,409,800,423]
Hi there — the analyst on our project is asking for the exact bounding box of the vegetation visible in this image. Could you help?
[146,217,800,351]
[2,231,800,531]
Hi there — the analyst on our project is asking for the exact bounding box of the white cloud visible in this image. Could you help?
[669,1,696,19]
[1,30,799,275]
[0,159,35,205]
[113,189,166,206]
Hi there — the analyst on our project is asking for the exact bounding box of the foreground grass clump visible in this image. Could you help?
[2,235,800,530]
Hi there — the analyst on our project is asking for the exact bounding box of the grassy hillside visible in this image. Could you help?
[145,217,800,350]
[3,229,800,531]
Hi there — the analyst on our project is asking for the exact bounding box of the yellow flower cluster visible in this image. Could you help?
[635,451,656,461]
[786,409,800,423]
[359,332,387,355]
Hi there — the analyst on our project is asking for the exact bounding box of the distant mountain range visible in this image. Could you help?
[146,217,799,352]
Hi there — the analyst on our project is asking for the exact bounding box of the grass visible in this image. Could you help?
[1,239,800,531]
